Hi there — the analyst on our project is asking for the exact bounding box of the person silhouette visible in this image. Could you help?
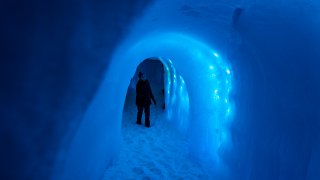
[136,72,156,127]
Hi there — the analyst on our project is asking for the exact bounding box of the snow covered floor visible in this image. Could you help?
[102,88,212,179]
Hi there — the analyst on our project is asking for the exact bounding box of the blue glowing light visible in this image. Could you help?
[124,32,234,164]
[179,75,185,84]
[161,57,190,132]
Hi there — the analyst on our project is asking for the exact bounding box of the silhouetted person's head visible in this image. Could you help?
[138,71,146,80]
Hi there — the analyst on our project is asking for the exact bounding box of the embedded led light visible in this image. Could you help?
[214,94,220,100]
[180,76,185,83]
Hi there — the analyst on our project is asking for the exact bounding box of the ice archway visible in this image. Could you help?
[115,33,234,159]
[62,33,234,179]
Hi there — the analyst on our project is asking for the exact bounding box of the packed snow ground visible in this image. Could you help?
[102,87,213,179]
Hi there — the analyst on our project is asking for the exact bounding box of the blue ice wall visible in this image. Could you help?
[107,0,320,178]
[1,0,320,179]
[227,2,320,178]
[0,0,153,179]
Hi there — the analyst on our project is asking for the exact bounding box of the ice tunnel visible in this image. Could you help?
[1,0,320,179]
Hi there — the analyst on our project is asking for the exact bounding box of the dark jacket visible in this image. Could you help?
[136,79,155,106]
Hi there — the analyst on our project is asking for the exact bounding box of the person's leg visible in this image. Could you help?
[136,106,143,125]
[144,105,150,127]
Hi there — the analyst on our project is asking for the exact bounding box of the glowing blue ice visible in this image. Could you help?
[110,32,234,167]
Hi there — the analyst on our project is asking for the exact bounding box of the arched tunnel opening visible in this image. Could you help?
[99,33,234,177]
[106,58,194,178]
[2,0,320,180]
[124,58,166,123]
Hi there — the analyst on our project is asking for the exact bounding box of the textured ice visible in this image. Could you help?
[102,87,213,179]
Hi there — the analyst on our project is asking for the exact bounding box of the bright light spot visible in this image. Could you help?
[226,107,231,115]
[214,94,220,100]
[214,89,218,94]
[226,69,231,74]
[213,52,219,58]
[225,98,228,103]
[209,65,214,70]
[180,76,185,84]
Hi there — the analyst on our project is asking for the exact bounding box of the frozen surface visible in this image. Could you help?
[103,88,212,179]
